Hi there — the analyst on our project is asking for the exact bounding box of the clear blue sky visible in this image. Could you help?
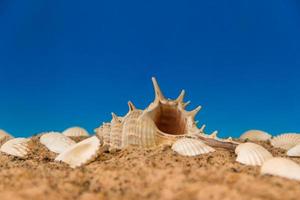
[0,1,299,137]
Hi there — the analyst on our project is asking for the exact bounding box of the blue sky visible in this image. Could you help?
[0,1,299,137]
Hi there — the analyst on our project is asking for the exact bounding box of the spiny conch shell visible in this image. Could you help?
[239,130,272,142]
[122,101,157,148]
[261,157,300,181]
[40,132,76,154]
[172,138,215,156]
[287,144,300,157]
[0,129,14,146]
[55,136,100,168]
[0,138,30,158]
[270,133,300,150]
[235,142,273,166]
[109,113,123,151]
[63,126,89,137]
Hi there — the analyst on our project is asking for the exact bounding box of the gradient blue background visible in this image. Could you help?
[0,1,299,137]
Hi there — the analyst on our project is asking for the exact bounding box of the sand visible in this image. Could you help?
[0,137,300,200]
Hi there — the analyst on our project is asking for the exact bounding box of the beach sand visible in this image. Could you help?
[0,136,299,200]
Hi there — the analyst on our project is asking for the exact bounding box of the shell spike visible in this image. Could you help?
[189,106,202,118]
[199,124,206,132]
[183,101,191,108]
[209,130,218,139]
[111,112,119,122]
[128,101,136,111]
[151,77,165,101]
[175,90,185,103]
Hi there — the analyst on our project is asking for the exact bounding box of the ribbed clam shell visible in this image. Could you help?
[0,138,30,158]
[240,130,272,141]
[0,129,13,146]
[109,121,123,151]
[55,136,100,168]
[122,111,157,148]
[235,142,273,166]
[287,144,300,157]
[271,133,300,150]
[40,132,76,154]
[102,123,111,145]
[63,127,89,137]
[172,138,215,156]
[261,157,300,181]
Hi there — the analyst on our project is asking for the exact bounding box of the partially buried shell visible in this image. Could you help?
[0,138,30,158]
[109,113,123,151]
[235,142,273,166]
[172,138,215,156]
[55,136,100,168]
[239,130,272,142]
[287,144,300,157]
[40,132,76,154]
[261,157,300,181]
[0,129,13,146]
[270,133,300,150]
[63,126,89,137]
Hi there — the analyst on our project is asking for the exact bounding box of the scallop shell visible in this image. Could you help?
[40,132,76,154]
[287,144,300,157]
[235,142,273,166]
[109,113,123,151]
[172,138,215,156]
[271,133,300,150]
[55,136,100,168]
[0,138,30,158]
[0,129,13,146]
[63,127,89,137]
[240,130,272,141]
[261,157,300,181]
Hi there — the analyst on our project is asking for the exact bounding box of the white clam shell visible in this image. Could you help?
[287,144,300,157]
[240,130,272,141]
[235,142,273,166]
[55,136,100,168]
[0,129,14,146]
[271,133,300,150]
[63,127,89,137]
[0,138,30,158]
[40,132,76,154]
[261,157,300,181]
[172,138,215,156]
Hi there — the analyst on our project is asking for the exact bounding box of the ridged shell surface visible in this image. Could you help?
[122,111,157,148]
[235,142,273,166]
[0,129,13,146]
[261,157,300,181]
[55,136,100,168]
[287,144,300,157]
[240,130,272,141]
[63,127,89,137]
[271,133,300,150]
[109,120,123,151]
[40,132,76,154]
[172,138,215,156]
[0,138,30,158]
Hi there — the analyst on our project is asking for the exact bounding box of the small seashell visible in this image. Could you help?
[240,130,272,141]
[40,132,76,154]
[261,157,300,181]
[109,113,123,151]
[235,142,273,166]
[271,133,300,150]
[63,127,89,137]
[0,138,30,158]
[172,138,215,156]
[0,129,14,146]
[55,136,100,168]
[287,144,300,157]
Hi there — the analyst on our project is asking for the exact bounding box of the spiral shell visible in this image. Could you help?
[63,127,89,137]
[240,130,272,142]
[287,144,300,157]
[55,136,100,168]
[172,138,215,156]
[261,157,300,181]
[0,129,13,146]
[271,133,300,150]
[40,132,76,154]
[235,142,273,166]
[0,138,30,158]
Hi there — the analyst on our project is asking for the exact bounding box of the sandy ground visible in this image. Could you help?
[0,136,300,200]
